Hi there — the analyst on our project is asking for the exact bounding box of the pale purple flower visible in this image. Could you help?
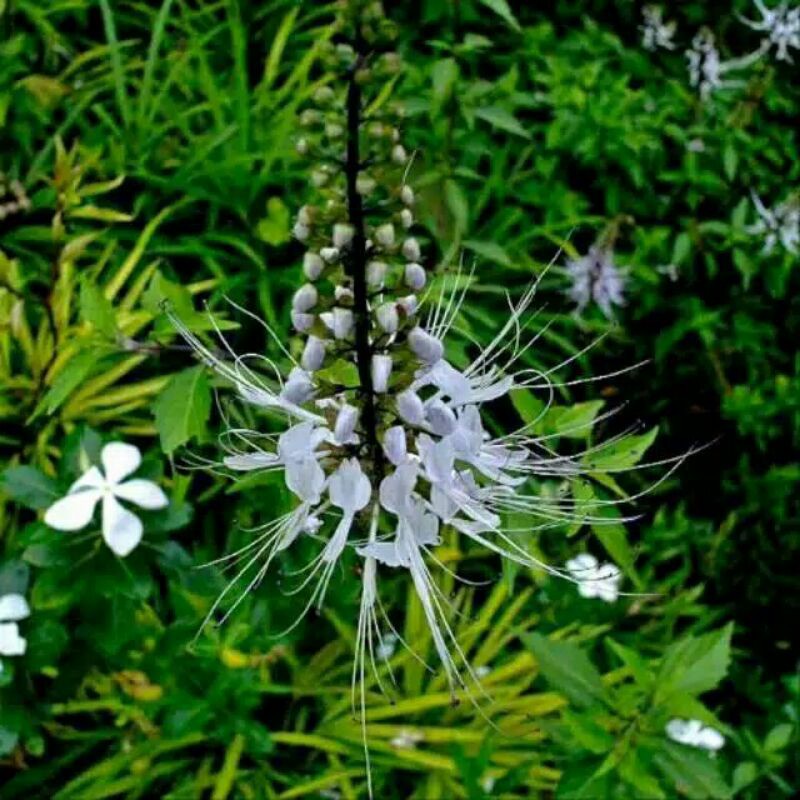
[741,1,800,62]
[565,245,626,318]
[747,192,800,253]
[641,6,677,51]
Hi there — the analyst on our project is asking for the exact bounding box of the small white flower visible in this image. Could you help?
[666,719,725,751]
[741,1,800,62]
[334,404,360,445]
[686,29,762,99]
[367,260,388,288]
[321,307,354,340]
[400,208,414,229]
[320,246,340,263]
[641,6,677,51]
[400,185,415,206]
[356,175,377,196]
[292,284,318,313]
[375,223,395,248]
[334,285,354,302]
[295,138,309,155]
[408,326,444,365]
[565,245,626,318]
[291,311,315,332]
[303,252,324,281]
[333,223,355,248]
[397,389,425,425]
[404,262,426,291]
[376,302,399,334]
[0,593,30,659]
[566,553,622,602]
[44,443,169,557]
[402,238,421,261]
[371,354,393,393]
[293,221,310,242]
[397,294,418,316]
[281,367,316,405]
[747,192,800,253]
[301,336,327,371]
[383,426,407,466]
[391,144,408,165]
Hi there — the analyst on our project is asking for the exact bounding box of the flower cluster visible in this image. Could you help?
[741,0,800,62]
[641,6,677,51]
[747,192,800,254]
[44,442,169,557]
[666,719,725,751]
[685,29,743,100]
[565,244,626,318]
[565,553,622,602]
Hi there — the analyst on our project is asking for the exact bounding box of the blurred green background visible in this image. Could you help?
[1,1,798,798]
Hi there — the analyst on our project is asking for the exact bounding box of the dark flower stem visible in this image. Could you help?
[345,47,385,482]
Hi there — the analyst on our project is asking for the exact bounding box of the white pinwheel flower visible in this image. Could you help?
[686,29,764,99]
[565,245,625,318]
[641,6,677,51]
[0,593,30,660]
[666,719,725,751]
[566,553,622,602]
[747,192,800,254]
[741,1,800,62]
[44,443,169,558]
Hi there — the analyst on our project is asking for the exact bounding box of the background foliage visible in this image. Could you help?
[1,1,798,798]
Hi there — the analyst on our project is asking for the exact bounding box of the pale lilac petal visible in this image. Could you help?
[101,494,143,557]
[101,442,142,484]
[328,459,371,513]
[44,489,102,531]
[224,452,279,471]
[357,541,408,568]
[114,479,168,510]
[0,622,26,657]
[285,457,325,505]
[0,594,30,622]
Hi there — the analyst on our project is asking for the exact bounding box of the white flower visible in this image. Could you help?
[0,593,30,659]
[747,192,800,253]
[367,260,388,288]
[400,208,414,229]
[686,29,763,99]
[303,252,324,280]
[320,307,354,340]
[404,262,426,291]
[376,302,399,333]
[400,185,415,206]
[375,223,395,248]
[301,336,327,371]
[333,223,355,248]
[741,1,800,62]
[565,245,625,318]
[375,631,398,660]
[391,144,408,165]
[402,238,421,261]
[641,6,677,51]
[407,326,444,364]
[666,719,725,751]
[334,404,360,445]
[390,729,424,749]
[566,554,622,602]
[44,443,168,557]
[371,354,393,393]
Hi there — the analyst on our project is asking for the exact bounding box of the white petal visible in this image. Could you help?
[379,463,418,515]
[383,426,407,466]
[69,465,105,493]
[0,594,30,622]
[697,727,725,751]
[0,623,26,657]
[102,494,143,557]
[224,452,279,471]
[114,479,169,510]
[357,541,408,568]
[566,554,598,576]
[101,442,142,485]
[285,457,326,505]
[328,458,371,513]
[44,489,102,531]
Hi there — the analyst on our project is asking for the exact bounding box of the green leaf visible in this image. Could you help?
[584,427,658,471]
[1,466,60,510]
[463,239,514,267]
[80,279,117,337]
[477,0,520,31]
[316,358,360,388]
[657,624,733,700]
[764,723,793,752]
[475,106,530,139]
[153,366,212,454]
[654,742,731,799]
[33,349,106,417]
[523,632,607,708]
[444,179,469,234]
[432,58,459,110]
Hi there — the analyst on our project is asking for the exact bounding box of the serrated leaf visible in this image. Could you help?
[523,632,607,708]
[80,279,117,337]
[584,427,658,471]
[657,624,733,700]
[153,366,211,454]
[477,0,520,31]
[34,349,105,417]
[475,106,530,139]
[654,742,731,799]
